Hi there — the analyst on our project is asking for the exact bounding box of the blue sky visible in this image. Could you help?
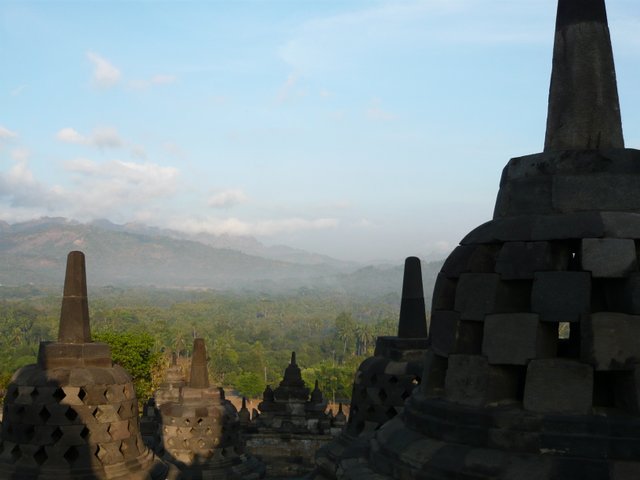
[1,1,640,262]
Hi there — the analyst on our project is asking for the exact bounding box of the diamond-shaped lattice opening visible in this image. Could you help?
[385,406,397,420]
[184,418,190,426]
[92,407,104,421]
[119,441,129,455]
[78,388,87,402]
[64,446,79,465]
[412,376,420,385]
[30,388,39,400]
[51,427,63,442]
[105,388,114,402]
[65,407,78,421]
[197,418,204,425]
[378,389,388,402]
[24,425,35,441]
[206,427,213,435]
[401,389,411,400]
[10,445,21,464]
[117,405,126,419]
[80,426,89,440]
[33,446,47,466]
[388,376,398,385]
[39,406,51,423]
[53,387,66,403]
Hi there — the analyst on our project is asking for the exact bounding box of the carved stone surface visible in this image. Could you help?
[0,251,172,479]
[338,1,640,478]
[158,338,265,479]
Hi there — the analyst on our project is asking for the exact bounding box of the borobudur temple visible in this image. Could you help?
[339,0,640,479]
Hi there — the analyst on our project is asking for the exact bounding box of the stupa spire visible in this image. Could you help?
[397,256,427,338]
[189,338,210,388]
[544,0,623,151]
[57,250,91,343]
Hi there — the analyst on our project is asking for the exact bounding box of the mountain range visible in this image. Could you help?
[0,217,445,300]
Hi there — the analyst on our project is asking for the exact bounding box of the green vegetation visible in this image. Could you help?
[0,285,412,403]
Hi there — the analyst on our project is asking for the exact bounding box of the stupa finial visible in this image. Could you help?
[189,338,209,388]
[58,250,91,343]
[291,351,296,365]
[397,256,428,338]
[544,0,623,151]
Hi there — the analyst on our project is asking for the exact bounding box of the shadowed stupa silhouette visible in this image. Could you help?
[311,256,429,479]
[336,1,640,478]
[0,251,173,479]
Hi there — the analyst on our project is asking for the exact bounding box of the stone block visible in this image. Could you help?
[580,238,638,278]
[523,359,593,414]
[612,461,640,480]
[420,351,447,398]
[494,176,553,217]
[531,271,591,322]
[482,314,557,365]
[455,274,529,321]
[444,355,518,407]
[441,246,475,277]
[603,212,640,238]
[553,173,640,213]
[495,241,570,279]
[429,311,483,356]
[605,274,640,314]
[581,312,640,371]
[467,245,501,273]
[432,274,457,311]
[531,212,605,241]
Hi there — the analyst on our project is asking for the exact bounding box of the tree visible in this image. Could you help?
[93,331,162,402]
[233,372,266,399]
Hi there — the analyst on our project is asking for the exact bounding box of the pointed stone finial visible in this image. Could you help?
[544,0,623,151]
[291,351,297,365]
[58,251,92,343]
[171,351,178,366]
[397,257,428,338]
[189,338,209,388]
[242,397,247,409]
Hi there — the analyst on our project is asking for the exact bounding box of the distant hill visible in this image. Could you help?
[0,217,444,299]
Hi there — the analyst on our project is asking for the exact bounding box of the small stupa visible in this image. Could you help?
[155,352,185,408]
[0,251,172,479]
[243,353,336,477]
[158,338,265,479]
[312,256,429,479]
[342,1,640,478]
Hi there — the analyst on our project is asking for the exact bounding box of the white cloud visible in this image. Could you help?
[170,217,338,237]
[56,126,123,149]
[0,150,61,208]
[0,126,18,139]
[129,74,177,90]
[87,52,121,88]
[207,189,248,208]
[366,98,397,121]
[10,85,27,97]
[277,73,303,103]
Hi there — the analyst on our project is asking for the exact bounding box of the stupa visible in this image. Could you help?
[243,353,336,477]
[158,338,265,479]
[312,256,429,479]
[0,251,172,479]
[342,1,640,478]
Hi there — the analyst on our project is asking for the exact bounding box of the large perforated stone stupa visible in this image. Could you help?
[158,338,265,479]
[311,256,429,479]
[0,251,172,479]
[341,1,640,479]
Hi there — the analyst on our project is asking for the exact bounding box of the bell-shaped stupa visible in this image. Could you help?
[312,256,429,479]
[0,251,172,479]
[341,1,640,478]
[158,338,265,479]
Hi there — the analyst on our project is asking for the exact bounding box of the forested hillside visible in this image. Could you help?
[0,284,432,404]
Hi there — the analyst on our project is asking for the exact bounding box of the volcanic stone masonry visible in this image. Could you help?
[157,338,265,479]
[241,352,339,478]
[0,251,174,479]
[338,1,640,479]
[310,256,429,479]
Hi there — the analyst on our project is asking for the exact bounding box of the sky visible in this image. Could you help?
[1,0,640,263]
